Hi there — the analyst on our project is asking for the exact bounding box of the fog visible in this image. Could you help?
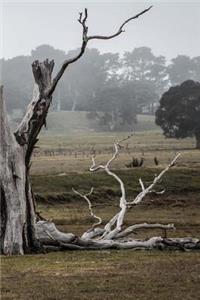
[1,1,200,60]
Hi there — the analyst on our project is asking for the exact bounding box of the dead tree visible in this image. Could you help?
[36,138,199,251]
[0,6,153,255]
[1,7,199,255]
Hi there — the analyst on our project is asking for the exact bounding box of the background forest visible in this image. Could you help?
[2,45,200,131]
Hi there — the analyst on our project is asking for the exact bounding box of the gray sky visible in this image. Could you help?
[1,0,200,60]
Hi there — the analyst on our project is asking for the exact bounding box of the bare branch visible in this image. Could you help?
[34,140,197,251]
[72,187,102,229]
[114,223,175,239]
[48,8,89,95]
[89,140,181,240]
[150,189,165,195]
[89,136,134,239]
[90,134,133,171]
[139,178,145,191]
[105,143,119,168]
[119,6,152,31]
[105,135,133,168]
[88,6,152,41]
[128,153,181,206]
[47,7,152,96]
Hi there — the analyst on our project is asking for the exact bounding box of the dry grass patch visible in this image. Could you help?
[1,251,200,300]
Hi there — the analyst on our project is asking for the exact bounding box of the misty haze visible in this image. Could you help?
[1,2,200,300]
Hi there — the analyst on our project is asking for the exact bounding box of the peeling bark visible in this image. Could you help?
[0,86,27,254]
[0,59,54,254]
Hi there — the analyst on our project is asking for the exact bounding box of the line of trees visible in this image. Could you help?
[2,45,200,117]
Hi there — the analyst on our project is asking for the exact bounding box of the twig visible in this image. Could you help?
[72,187,102,229]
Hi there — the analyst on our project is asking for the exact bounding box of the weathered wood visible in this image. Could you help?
[0,86,27,254]
[0,60,55,254]
[88,137,180,240]
[1,7,199,255]
[14,60,54,163]
[0,86,40,254]
[35,221,200,251]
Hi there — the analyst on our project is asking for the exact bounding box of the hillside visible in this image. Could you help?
[43,111,160,134]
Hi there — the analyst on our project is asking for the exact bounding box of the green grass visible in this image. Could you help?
[32,168,200,201]
[2,189,200,299]
[1,251,200,300]
[37,195,200,239]
[31,131,199,175]
[44,112,158,133]
[2,129,200,300]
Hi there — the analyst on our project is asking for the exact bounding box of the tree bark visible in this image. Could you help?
[0,86,28,254]
[0,60,54,255]
[36,221,200,251]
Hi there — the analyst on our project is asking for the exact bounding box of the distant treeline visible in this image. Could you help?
[1,45,199,130]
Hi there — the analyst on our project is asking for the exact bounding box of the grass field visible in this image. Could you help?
[1,251,200,300]
[1,126,200,300]
[32,130,199,175]
[44,111,159,133]
[32,168,200,203]
[1,197,200,300]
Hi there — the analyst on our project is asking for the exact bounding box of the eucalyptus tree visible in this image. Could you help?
[167,55,200,85]
[62,48,119,111]
[88,85,138,131]
[156,80,200,149]
[123,46,168,95]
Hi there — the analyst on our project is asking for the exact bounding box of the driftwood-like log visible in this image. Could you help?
[36,221,200,251]
[68,137,199,251]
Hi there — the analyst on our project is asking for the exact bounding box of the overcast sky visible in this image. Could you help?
[1,0,200,61]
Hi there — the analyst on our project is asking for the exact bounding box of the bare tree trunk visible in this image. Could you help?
[0,86,30,254]
[71,90,79,111]
[0,60,54,254]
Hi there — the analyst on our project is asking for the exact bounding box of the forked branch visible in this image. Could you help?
[48,6,152,95]
[35,138,200,251]
[87,136,181,240]
[127,153,181,206]
[72,187,102,229]
[14,7,152,152]
[90,137,133,237]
